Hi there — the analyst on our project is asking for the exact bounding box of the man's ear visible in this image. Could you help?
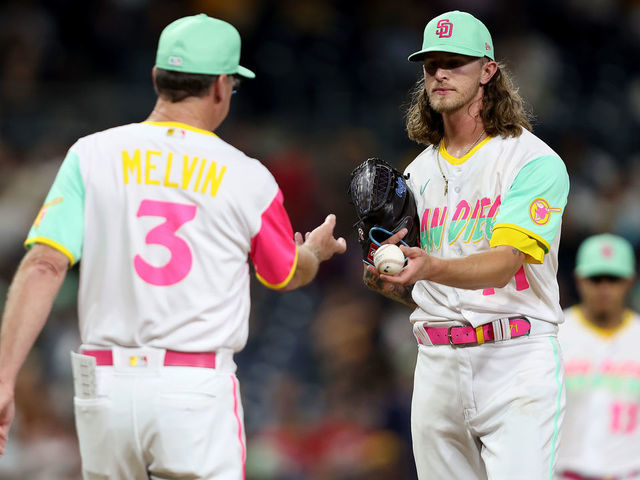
[151,66,158,93]
[480,60,498,86]
[212,74,227,103]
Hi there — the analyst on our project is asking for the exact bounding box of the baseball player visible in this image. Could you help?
[0,14,346,480]
[363,10,570,480]
[556,234,640,480]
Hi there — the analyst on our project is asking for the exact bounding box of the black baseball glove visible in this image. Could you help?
[347,158,420,265]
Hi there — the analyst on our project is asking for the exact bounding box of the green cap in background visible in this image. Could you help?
[575,233,636,279]
[408,10,494,62]
[156,14,255,78]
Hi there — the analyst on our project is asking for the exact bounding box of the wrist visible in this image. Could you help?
[0,376,16,394]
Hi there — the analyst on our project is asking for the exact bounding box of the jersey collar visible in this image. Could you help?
[142,121,218,137]
[439,135,492,165]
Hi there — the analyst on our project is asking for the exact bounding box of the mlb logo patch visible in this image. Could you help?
[129,355,148,367]
[168,56,182,66]
[167,128,186,138]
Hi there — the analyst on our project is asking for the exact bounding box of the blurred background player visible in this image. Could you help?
[0,13,346,480]
[364,10,569,479]
[557,234,640,480]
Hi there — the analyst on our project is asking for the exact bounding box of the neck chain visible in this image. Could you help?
[437,130,486,195]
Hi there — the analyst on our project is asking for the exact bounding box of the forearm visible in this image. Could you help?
[0,247,68,387]
[281,245,319,291]
[427,246,523,290]
[363,268,416,307]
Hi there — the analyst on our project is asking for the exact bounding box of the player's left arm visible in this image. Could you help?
[250,189,345,291]
[377,155,569,288]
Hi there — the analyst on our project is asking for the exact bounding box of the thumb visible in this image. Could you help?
[325,213,336,227]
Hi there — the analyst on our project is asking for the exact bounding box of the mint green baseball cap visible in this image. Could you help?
[575,234,636,279]
[156,14,255,78]
[408,10,494,62]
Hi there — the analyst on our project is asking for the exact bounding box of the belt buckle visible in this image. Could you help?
[447,325,478,347]
[447,326,454,345]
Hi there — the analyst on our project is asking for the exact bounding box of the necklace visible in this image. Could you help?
[437,130,486,195]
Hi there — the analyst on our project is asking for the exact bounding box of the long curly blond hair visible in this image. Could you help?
[405,62,532,146]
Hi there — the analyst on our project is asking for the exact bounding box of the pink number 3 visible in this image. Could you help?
[134,199,197,286]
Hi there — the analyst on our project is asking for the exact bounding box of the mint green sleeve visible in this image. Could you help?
[492,155,569,253]
[25,150,85,265]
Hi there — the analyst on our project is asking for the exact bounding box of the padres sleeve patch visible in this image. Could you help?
[492,155,569,253]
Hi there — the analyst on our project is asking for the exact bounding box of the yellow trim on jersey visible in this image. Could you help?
[142,121,218,137]
[255,247,299,290]
[573,306,634,340]
[490,226,545,264]
[24,237,75,266]
[492,222,550,253]
[439,136,492,165]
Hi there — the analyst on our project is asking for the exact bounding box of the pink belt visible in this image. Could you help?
[81,349,216,369]
[561,471,639,480]
[419,317,531,346]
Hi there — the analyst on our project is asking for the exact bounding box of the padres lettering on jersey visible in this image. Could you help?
[557,307,640,476]
[404,129,569,327]
[25,121,297,352]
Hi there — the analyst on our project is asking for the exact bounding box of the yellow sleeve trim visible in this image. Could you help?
[492,222,550,252]
[142,121,218,137]
[255,248,299,290]
[490,226,545,264]
[24,237,75,267]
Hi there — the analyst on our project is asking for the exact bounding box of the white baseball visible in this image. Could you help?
[373,244,405,275]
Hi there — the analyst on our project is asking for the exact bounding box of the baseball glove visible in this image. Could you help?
[347,158,420,265]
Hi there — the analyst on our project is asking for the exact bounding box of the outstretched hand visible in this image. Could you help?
[296,214,347,262]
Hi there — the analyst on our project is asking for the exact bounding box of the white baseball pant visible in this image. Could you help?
[411,332,565,480]
[72,347,245,480]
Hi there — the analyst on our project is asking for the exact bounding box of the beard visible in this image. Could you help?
[427,82,481,114]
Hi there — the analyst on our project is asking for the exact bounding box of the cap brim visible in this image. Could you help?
[237,65,255,79]
[408,45,491,62]
[575,265,633,279]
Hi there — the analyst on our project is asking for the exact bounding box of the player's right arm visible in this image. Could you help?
[0,244,69,454]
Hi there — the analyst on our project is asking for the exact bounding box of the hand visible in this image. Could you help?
[0,380,15,455]
[383,227,408,246]
[366,243,431,286]
[296,214,347,261]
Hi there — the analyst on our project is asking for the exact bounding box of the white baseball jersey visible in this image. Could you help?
[404,129,570,327]
[557,306,640,477]
[26,121,298,352]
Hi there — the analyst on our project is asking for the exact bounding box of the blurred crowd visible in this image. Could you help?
[0,0,639,478]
